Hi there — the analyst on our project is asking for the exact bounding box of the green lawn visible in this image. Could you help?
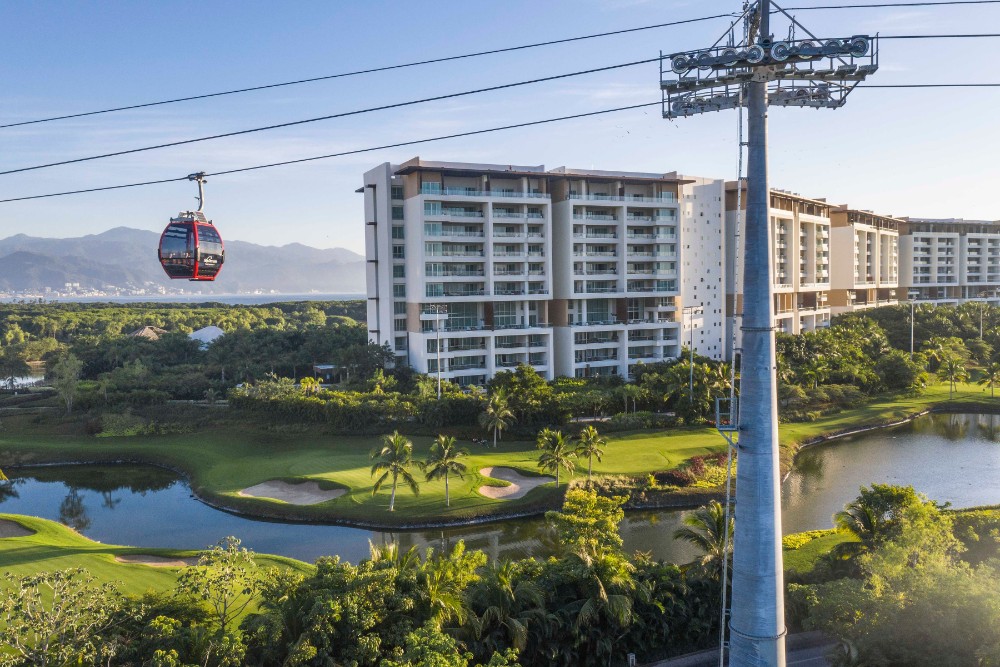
[1,381,995,526]
[782,529,858,575]
[0,514,310,596]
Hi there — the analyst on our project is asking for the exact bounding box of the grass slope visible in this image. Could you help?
[0,514,311,596]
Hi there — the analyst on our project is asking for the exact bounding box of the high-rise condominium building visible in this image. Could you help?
[362,158,726,386]
[899,218,1000,304]
[724,185,832,350]
[829,207,900,314]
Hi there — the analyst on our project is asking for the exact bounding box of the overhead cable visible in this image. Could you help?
[2,80,997,204]
[0,58,658,177]
[4,0,997,130]
[784,0,1000,9]
[0,13,736,130]
[0,101,662,203]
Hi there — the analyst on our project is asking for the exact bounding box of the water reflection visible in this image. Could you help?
[1,414,998,564]
[58,488,91,531]
[0,478,22,503]
[782,413,1000,534]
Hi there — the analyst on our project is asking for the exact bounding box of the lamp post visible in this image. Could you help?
[908,290,920,359]
[979,290,991,339]
[683,305,704,403]
[428,304,448,398]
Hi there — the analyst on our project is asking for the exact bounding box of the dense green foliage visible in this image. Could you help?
[789,486,1000,665]
[0,493,722,667]
[0,301,370,401]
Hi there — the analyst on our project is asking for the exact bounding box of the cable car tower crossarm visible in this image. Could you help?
[659,2,878,665]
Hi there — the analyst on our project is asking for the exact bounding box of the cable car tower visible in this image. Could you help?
[659,2,878,665]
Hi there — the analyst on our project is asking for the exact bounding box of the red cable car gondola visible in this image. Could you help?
[158,172,225,281]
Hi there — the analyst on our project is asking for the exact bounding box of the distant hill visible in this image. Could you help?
[0,227,365,294]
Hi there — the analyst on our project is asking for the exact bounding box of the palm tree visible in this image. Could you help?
[673,500,733,573]
[937,354,969,399]
[421,434,469,508]
[480,389,514,448]
[370,431,420,512]
[368,540,421,572]
[299,376,320,394]
[575,425,607,488]
[536,428,576,488]
[978,360,1000,398]
[470,560,544,653]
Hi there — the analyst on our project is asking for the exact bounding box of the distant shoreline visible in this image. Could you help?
[0,293,364,305]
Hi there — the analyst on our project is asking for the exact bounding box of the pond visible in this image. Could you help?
[2,413,998,564]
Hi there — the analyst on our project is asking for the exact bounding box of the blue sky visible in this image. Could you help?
[2,0,998,253]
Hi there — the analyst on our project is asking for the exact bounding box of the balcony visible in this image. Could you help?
[422,185,549,199]
[573,212,617,221]
[425,230,484,238]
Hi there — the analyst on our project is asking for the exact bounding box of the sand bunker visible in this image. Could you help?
[478,467,554,500]
[0,518,35,538]
[239,479,345,505]
[115,554,199,567]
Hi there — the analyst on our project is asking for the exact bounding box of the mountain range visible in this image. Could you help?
[0,227,365,294]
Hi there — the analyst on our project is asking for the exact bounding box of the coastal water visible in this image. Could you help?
[2,413,998,564]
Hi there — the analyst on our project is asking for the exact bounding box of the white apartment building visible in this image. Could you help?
[363,158,727,386]
[362,159,555,387]
[829,207,900,314]
[899,218,1000,304]
[724,185,833,350]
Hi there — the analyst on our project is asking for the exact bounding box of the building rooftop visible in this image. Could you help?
[394,157,546,177]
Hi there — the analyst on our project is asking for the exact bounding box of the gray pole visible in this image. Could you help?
[728,0,787,664]
[437,312,442,399]
[689,307,695,403]
[910,300,915,359]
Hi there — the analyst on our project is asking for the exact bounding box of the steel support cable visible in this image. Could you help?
[4,33,993,178]
[0,101,662,204]
[783,0,1000,9]
[1,81,998,204]
[3,3,994,131]
[718,27,749,667]
[0,58,658,177]
[0,13,738,130]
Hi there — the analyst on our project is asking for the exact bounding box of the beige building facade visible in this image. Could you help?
[829,207,900,314]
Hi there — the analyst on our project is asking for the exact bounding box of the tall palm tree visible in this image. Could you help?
[937,354,969,399]
[536,428,576,488]
[575,425,607,488]
[421,434,469,508]
[480,389,514,448]
[673,500,733,573]
[370,431,420,512]
[978,360,1000,398]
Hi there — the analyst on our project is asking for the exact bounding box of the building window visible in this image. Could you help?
[391,206,404,221]
[393,265,405,279]
[395,337,407,351]
[394,301,406,315]
[391,226,405,239]
[391,185,404,200]
[392,245,405,259]
[394,318,407,331]
[393,284,406,298]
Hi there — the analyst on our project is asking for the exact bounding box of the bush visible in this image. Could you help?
[97,411,154,437]
[654,469,694,487]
